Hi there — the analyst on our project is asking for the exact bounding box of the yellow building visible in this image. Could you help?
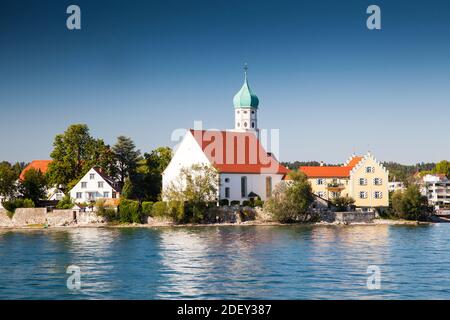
[299,152,389,208]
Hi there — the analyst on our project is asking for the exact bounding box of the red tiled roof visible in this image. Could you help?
[299,156,363,178]
[299,166,353,178]
[190,130,289,174]
[19,160,53,180]
[347,156,363,167]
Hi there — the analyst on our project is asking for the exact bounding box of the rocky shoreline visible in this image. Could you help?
[0,207,432,230]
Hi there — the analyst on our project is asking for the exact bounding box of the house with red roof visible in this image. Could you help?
[299,152,389,208]
[19,160,65,201]
[162,67,289,203]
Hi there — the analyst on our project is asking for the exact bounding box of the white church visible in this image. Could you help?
[162,67,289,203]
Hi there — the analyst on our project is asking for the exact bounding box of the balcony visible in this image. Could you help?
[326,183,345,191]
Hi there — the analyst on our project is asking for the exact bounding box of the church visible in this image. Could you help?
[162,67,289,203]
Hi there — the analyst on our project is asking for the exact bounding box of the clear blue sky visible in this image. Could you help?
[1,0,449,164]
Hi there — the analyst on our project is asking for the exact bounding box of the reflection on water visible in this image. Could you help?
[0,224,450,299]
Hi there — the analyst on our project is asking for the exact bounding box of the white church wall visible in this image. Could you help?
[219,173,284,202]
[162,131,214,199]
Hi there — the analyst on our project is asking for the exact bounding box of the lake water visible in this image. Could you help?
[0,224,450,299]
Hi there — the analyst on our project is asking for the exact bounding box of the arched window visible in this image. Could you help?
[251,122,255,128]
[241,176,247,198]
[244,122,248,128]
[237,122,240,127]
[266,176,272,198]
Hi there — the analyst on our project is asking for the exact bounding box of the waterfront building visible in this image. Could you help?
[162,67,289,203]
[69,167,120,204]
[299,152,389,208]
[388,181,406,193]
[420,174,450,209]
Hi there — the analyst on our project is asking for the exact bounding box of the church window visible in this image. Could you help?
[252,110,255,114]
[225,187,230,198]
[244,122,248,128]
[244,111,248,114]
[237,122,240,127]
[225,178,230,183]
[266,177,272,198]
[241,176,247,198]
[251,122,255,128]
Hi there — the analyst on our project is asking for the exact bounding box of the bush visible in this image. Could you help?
[242,200,251,207]
[390,186,432,221]
[240,208,256,221]
[118,199,141,223]
[219,199,229,206]
[56,195,74,209]
[141,201,154,217]
[331,196,355,212]
[2,198,35,214]
[254,198,264,208]
[151,201,168,217]
[264,171,314,223]
[230,200,240,206]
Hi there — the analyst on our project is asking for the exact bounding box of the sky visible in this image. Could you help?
[0,0,449,165]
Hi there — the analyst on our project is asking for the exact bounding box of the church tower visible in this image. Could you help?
[233,64,259,135]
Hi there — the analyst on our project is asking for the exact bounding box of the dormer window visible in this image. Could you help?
[90,174,95,180]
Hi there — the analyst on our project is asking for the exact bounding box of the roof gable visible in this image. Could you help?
[189,130,289,174]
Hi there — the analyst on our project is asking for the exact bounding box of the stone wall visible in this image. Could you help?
[319,211,376,224]
[46,210,77,227]
[0,209,12,227]
[0,208,105,228]
[12,208,47,226]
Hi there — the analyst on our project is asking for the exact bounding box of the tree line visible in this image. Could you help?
[0,124,172,210]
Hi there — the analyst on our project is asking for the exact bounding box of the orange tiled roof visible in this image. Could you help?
[190,130,289,174]
[299,156,363,178]
[19,160,53,180]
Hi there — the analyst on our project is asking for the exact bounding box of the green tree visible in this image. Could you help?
[112,136,141,186]
[434,160,450,177]
[56,195,74,209]
[47,124,114,189]
[264,171,315,223]
[331,196,355,212]
[164,164,218,223]
[0,162,18,198]
[390,185,431,221]
[19,168,47,204]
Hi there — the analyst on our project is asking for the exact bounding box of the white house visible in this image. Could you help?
[420,174,450,209]
[162,67,289,203]
[388,181,406,193]
[69,167,120,204]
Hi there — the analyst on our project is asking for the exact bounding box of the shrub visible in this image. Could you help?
[331,196,355,212]
[230,200,240,206]
[56,195,74,209]
[390,186,432,221]
[240,208,256,221]
[151,201,168,217]
[141,201,154,217]
[2,198,35,214]
[254,198,264,208]
[242,200,251,207]
[264,171,314,223]
[118,199,141,223]
[219,199,229,206]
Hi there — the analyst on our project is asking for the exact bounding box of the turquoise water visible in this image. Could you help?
[0,224,450,299]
